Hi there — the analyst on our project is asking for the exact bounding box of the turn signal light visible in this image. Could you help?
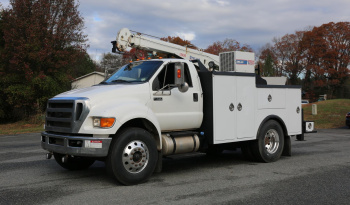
[93,117,115,128]
[101,118,115,128]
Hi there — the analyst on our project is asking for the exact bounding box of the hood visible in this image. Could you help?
[54,83,150,105]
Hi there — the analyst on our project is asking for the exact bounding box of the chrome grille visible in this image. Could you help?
[45,97,89,133]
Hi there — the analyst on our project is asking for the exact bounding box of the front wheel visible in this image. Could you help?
[106,127,158,185]
[252,120,284,162]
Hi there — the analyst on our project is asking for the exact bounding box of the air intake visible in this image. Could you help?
[219,52,235,72]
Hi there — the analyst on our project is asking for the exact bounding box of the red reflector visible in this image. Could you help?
[177,69,181,78]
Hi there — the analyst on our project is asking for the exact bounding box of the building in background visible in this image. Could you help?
[262,76,287,85]
[71,71,105,89]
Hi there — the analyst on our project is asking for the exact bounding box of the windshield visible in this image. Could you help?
[104,61,163,83]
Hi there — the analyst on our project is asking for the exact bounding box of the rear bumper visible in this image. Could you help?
[41,132,112,157]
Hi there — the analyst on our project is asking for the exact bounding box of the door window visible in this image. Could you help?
[152,63,193,91]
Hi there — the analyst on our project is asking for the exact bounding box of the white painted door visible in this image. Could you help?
[150,62,202,131]
[236,77,255,139]
[213,75,237,143]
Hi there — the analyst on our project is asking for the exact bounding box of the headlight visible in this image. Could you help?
[93,117,115,128]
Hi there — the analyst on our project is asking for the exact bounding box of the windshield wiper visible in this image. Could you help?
[111,79,132,83]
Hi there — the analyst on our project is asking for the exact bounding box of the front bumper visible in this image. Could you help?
[41,132,112,157]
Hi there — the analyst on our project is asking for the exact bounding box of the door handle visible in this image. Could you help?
[229,103,234,111]
[237,103,242,111]
[193,93,198,102]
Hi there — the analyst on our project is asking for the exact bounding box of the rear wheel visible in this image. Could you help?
[252,120,284,162]
[53,153,95,170]
[106,127,158,185]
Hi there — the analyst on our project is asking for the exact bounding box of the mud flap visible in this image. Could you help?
[154,150,163,173]
[282,135,291,156]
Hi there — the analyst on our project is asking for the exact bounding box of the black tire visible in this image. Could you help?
[53,153,95,170]
[106,127,158,185]
[252,120,284,163]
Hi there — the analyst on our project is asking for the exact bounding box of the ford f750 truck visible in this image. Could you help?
[41,28,315,185]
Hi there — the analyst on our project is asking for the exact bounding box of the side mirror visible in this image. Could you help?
[178,82,189,93]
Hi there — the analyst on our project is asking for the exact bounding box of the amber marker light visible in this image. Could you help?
[93,117,115,128]
[177,69,181,78]
[100,118,115,128]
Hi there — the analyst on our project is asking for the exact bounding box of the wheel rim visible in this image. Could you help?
[264,129,280,154]
[122,140,149,173]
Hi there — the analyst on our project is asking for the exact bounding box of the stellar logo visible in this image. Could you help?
[236,59,255,65]
[236,59,248,65]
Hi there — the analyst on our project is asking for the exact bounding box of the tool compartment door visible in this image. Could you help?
[236,76,255,139]
[213,75,237,143]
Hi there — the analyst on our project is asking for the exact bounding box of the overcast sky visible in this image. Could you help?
[2,0,350,61]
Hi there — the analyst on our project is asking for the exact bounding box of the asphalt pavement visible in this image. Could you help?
[0,129,349,204]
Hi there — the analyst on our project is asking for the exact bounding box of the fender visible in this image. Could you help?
[114,106,162,150]
[256,115,288,139]
[78,100,162,148]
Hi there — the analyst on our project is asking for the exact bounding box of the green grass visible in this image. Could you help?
[0,114,44,135]
[303,99,350,129]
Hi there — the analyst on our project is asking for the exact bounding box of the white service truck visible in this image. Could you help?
[41,28,315,185]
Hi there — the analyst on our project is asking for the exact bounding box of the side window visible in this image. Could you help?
[152,62,193,91]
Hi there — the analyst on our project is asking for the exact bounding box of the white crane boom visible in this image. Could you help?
[113,28,219,68]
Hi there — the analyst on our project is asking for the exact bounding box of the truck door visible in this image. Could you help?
[150,62,202,131]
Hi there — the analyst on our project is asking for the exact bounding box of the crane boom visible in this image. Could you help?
[112,28,219,69]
